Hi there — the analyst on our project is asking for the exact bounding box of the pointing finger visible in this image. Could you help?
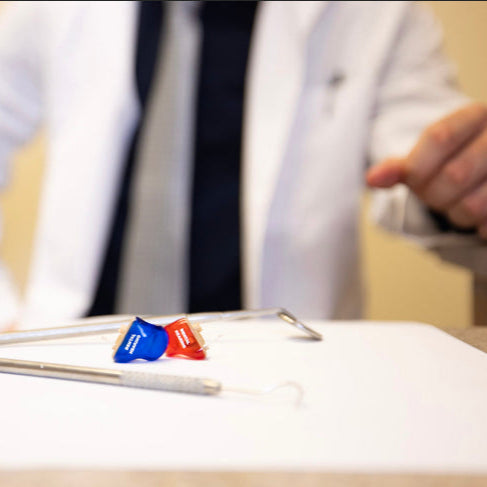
[404,103,487,191]
[366,158,407,188]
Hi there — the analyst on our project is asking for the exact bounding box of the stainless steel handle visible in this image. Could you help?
[0,307,322,345]
[0,357,221,395]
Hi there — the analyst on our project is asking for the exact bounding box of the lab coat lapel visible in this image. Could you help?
[21,3,139,326]
[242,1,328,306]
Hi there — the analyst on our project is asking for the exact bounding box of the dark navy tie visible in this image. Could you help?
[189,1,258,312]
[87,1,258,316]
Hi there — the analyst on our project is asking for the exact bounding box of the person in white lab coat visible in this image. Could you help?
[0,1,486,330]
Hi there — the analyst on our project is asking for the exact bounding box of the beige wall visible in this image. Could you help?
[363,2,487,328]
[0,1,44,293]
[1,2,486,327]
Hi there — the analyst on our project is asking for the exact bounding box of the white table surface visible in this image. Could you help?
[0,320,486,473]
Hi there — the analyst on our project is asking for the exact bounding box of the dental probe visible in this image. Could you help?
[0,357,304,405]
[0,308,322,345]
[0,357,221,395]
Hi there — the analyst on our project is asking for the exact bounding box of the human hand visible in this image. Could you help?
[366,103,487,240]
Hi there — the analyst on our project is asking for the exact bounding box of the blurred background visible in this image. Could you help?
[0,1,486,329]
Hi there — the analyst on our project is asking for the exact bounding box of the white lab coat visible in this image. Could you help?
[0,1,484,329]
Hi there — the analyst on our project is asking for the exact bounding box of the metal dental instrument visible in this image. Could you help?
[0,358,304,404]
[0,357,221,395]
[0,308,322,345]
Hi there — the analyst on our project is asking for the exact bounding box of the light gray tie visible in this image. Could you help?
[117,2,201,315]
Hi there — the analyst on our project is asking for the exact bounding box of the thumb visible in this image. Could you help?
[366,157,408,188]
